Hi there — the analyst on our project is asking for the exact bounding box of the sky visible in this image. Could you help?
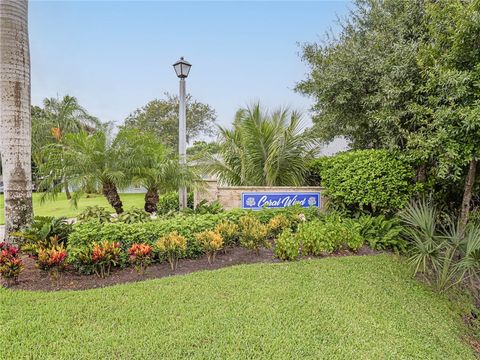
[29,0,351,146]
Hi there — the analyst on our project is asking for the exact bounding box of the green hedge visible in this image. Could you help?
[68,206,323,251]
[309,150,415,215]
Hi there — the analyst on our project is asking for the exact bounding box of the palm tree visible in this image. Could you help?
[31,96,100,164]
[0,0,33,241]
[116,129,199,213]
[32,96,101,199]
[39,130,130,214]
[206,103,318,186]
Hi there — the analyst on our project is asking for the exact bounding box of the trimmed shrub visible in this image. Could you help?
[298,221,340,255]
[68,213,226,258]
[311,150,415,215]
[274,229,300,261]
[297,219,364,255]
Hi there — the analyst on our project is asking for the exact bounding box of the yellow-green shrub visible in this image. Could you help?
[267,214,291,238]
[274,229,300,261]
[238,214,269,253]
[195,230,223,263]
[214,221,239,247]
[155,232,187,270]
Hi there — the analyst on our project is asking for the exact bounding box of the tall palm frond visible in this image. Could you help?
[206,103,319,186]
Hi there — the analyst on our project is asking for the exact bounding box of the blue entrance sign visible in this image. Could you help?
[241,192,321,210]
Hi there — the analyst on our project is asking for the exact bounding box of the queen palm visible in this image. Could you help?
[207,103,318,186]
[32,96,100,164]
[39,130,130,214]
[0,0,33,240]
[32,96,101,199]
[117,129,199,213]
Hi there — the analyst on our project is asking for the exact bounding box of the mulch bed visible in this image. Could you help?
[2,245,377,292]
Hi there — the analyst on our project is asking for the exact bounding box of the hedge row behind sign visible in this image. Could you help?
[241,192,321,210]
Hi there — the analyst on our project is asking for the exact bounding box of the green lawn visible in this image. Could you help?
[0,193,145,224]
[0,255,475,359]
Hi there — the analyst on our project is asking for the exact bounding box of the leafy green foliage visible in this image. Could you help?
[15,216,72,256]
[31,95,100,169]
[67,213,227,260]
[296,0,428,150]
[297,0,480,221]
[274,229,300,261]
[77,206,111,223]
[195,230,223,264]
[297,221,340,255]
[38,129,135,213]
[206,103,318,186]
[318,150,415,215]
[266,214,291,239]
[116,207,150,224]
[157,191,194,214]
[297,218,363,255]
[354,215,406,253]
[193,200,223,215]
[117,130,200,214]
[122,93,217,150]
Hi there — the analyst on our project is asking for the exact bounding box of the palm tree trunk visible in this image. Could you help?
[144,186,159,213]
[102,181,123,214]
[64,182,71,200]
[460,159,477,230]
[0,0,33,242]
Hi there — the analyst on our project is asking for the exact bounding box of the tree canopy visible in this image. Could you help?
[123,93,217,150]
[296,0,428,151]
[297,0,480,223]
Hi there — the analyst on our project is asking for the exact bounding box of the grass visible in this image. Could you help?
[0,255,475,359]
[0,193,145,224]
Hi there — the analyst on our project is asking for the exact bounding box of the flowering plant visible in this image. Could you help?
[155,232,186,271]
[195,230,223,264]
[91,241,121,278]
[128,243,153,275]
[0,242,23,287]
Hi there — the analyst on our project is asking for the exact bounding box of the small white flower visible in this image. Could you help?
[246,197,256,207]
[308,197,317,206]
[298,213,306,222]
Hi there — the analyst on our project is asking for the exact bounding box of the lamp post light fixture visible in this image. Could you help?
[173,57,192,210]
